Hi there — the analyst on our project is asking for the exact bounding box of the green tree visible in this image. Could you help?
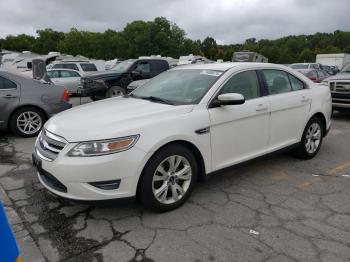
[298,48,314,62]
[201,37,218,60]
[33,29,64,54]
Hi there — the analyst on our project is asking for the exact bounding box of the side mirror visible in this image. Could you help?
[132,70,141,76]
[211,93,245,107]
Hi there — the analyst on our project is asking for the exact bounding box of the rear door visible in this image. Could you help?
[0,75,20,128]
[262,69,311,152]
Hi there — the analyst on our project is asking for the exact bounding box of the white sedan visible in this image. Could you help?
[33,63,332,212]
[47,69,82,94]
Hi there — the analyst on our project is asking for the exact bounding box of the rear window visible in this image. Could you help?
[53,63,79,71]
[80,63,97,72]
[0,76,17,89]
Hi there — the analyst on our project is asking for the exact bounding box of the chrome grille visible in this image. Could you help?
[36,129,67,161]
[330,81,350,93]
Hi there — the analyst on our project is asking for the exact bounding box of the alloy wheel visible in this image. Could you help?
[305,122,321,154]
[152,155,192,204]
[16,111,42,135]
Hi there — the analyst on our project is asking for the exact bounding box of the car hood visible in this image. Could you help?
[45,97,194,142]
[325,73,350,81]
[83,71,123,80]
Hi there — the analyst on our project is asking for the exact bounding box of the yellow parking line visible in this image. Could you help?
[298,176,321,189]
[271,171,290,180]
[327,160,350,176]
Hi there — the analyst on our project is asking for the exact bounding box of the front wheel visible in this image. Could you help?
[138,145,197,212]
[293,117,323,159]
[106,86,125,98]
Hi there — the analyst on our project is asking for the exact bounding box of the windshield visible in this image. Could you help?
[290,64,308,69]
[131,69,223,105]
[111,60,135,73]
[341,63,350,73]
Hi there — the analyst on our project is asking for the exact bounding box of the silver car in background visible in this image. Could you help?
[0,70,71,137]
[47,69,82,94]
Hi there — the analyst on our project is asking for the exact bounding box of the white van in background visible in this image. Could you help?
[316,53,350,70]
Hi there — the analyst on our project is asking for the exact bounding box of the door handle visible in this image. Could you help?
[256,104,268,111]
[3,94,18,99]
[301,96,310,103]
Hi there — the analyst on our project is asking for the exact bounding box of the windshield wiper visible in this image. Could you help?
[139,96,174,105]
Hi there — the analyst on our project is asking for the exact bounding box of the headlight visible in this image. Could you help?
[67,135,139,157]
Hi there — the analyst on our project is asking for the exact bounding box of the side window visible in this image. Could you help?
[288,74,304,91]
[70,71,80,77]
[53,63,79,71]
[0,76,17,89]
[47,70,60,78]
[60,71,75,78]
[307,71,317,79]
[135,62,151,73]
[317,70,326,78]
[262,70,292,95]
[151,60,168,74]
[220,70,260,100]
[80,63,97,72]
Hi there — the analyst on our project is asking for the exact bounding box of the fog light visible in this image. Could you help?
[88,179,121,190]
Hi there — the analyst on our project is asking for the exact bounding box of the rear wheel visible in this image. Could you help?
[106,86,125,98]
[293,117,323,159]
[138,144,197,212]
[10,107,46,137]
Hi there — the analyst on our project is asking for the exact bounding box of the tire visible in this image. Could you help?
[10,107,46,137]
[293,117,324,159]
[106,86,125,98]
[138,144,198,212]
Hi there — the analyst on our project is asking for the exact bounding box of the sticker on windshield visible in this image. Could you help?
[200,70,222,77]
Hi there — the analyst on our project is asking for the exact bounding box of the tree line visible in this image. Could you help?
[1,17,350,64]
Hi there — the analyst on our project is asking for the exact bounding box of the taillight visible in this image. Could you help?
[62,89,69,101]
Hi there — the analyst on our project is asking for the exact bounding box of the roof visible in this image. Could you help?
[316,53,349,58]
[297,69,315,73]
[47,68,80,73]
[173,62,290,71]
[290,63,316,65]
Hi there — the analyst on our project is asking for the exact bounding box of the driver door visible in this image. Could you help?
[132,61,151,81]
[209,70,270,171]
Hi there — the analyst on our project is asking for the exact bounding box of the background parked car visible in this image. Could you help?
[297,69,329,83]
[290,63,321,70]
[0,70,71,137]
[51,61,98,74]
[322,62,350,112]
[47,69,82,94]
[78,58,170,100]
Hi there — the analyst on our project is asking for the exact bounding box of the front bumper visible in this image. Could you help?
[78,80,107,97]
[33,143,148,201]
[46,101,72,117]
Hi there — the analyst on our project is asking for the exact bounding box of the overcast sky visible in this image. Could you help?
[1,0,349,44]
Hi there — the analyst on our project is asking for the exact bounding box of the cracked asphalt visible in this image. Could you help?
[1,99,350,262]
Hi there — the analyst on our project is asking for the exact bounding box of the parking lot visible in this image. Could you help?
[0,97,350,262]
